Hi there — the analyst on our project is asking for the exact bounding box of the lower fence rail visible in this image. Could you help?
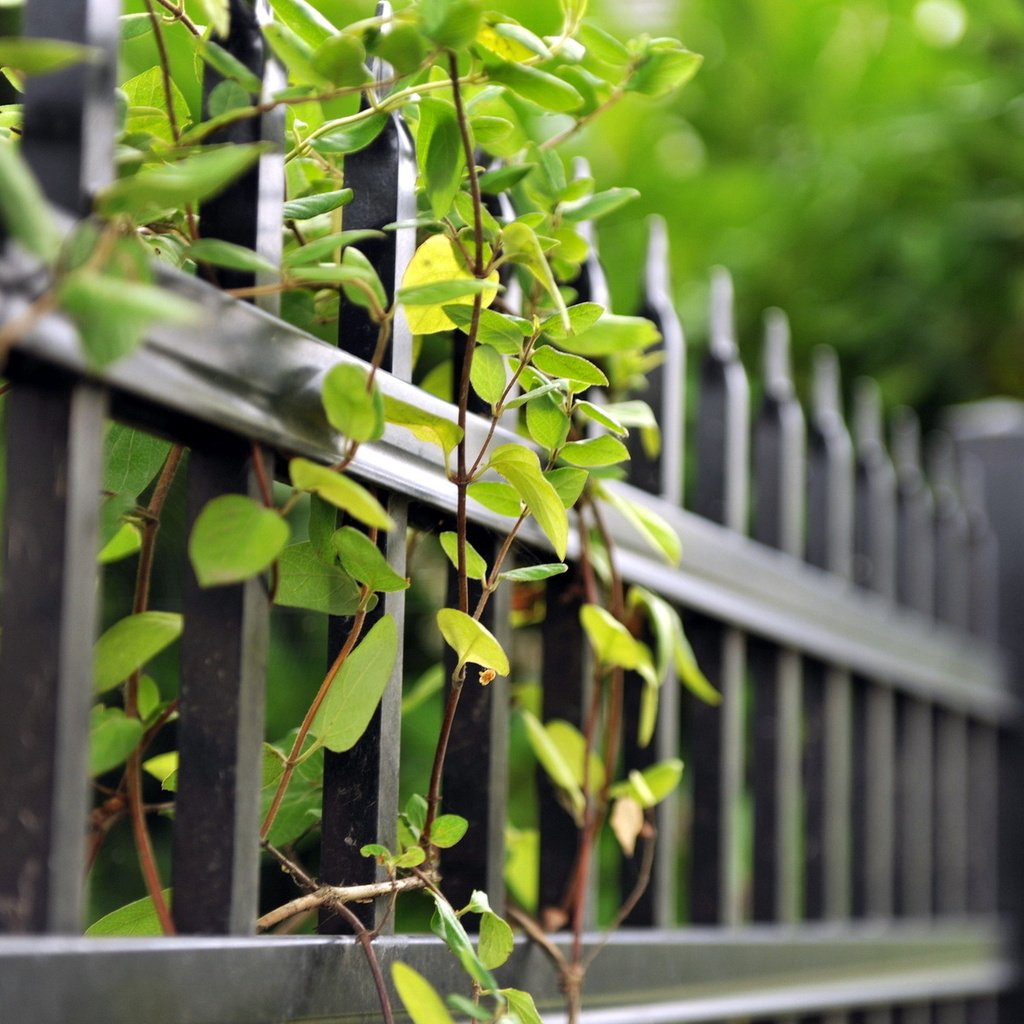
[0,921,1011,1024]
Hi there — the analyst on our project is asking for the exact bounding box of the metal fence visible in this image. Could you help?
[0,1,1021,1021]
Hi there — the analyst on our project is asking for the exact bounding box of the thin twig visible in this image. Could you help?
[255,876,427,932]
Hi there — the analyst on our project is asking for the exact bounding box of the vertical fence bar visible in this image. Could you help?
[322,18,417,929]
[947,402,1024,1024]
[172,1,279,934]
[0,0,116,935]
[892,410,934,921]
[891,410,934,1024]
[750,310,804,926]
[851,380,896,1024]
[619,216,686,926]
[688,268,749,925]
[803,349,854,935]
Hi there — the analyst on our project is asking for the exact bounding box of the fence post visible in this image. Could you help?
[948,401,1024,1024]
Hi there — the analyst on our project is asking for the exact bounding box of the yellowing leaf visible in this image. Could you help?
[437,608,509,676]
[580,603,644,669]
[289,457,393,530]
[488,444,568,559]
[399,235,498,334]
[610,795,644,856]
[391,963,455,1024]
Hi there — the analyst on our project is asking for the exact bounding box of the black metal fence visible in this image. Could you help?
[0,1,1021,1021]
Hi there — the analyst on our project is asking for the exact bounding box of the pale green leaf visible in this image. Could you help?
[98,522,142,565]
[332,526,409,592]
[541,301,604,340]
[575,399,626,435]
[429,891,496,991]
[289,457,393,530]
[142,750,178,791]
[501,989,543,1024]
[554,313,661,357]
[89,706,143,776]
[470,344,507,406]
[579,603,644,670]
[93,612,182,694]
[417,96,465,220]
[501,220,569,331]
[283,229,384,267]
[268,0,336,47]
[196,0,230,37]
[531,346,608,386]
[310,614,398,752]
[499,562,567,582]
[311,33,369,87]
[610,758,685,807]
[546,717,604,793]
[439,531,487,581]
[444,304,524,353]
[275,542,361,615]
[0,139,64,261]
[188,494,290,586]
[321,362,384,442]
[486,60,583,112]
[122,67,190,143]
[627,41,702,98]
[521,709,584,820]
[675,619,720,705]
[525,393,569,450]
[560,434,630,467]
[437,608,509,676]
[562,186,640,223]
[197,38,262,92]
[544,467,588,508]
[382,395,462,462]
[467,481,521,517]
[0,37,96,76]
[311,111,389,154]
[598,485,681,565]
[479,909,514,969]
[488,443,568,558]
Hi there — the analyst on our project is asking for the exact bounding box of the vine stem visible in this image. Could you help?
[260,601,369,840]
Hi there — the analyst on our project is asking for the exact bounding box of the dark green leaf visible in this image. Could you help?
[103,424,171,497]
[275,541,361,615]
[283,188,354,220]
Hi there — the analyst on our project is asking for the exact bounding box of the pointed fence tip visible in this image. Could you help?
[812,346,841,420]
[709,266,736,359]
[762,308,792,395]
[853,377,883,451]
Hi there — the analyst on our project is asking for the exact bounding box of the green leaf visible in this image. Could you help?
[0,37,96,76]
[471,114,513,145]
[391,963,456,1024]
[186,238,276,275]
[525,393,569,451]
[142,751,178,791]
[532,346,607,387]
[547,717,605,793]
[308,494,337,559]
[98,522,142,565]
[120,14,154,40]
[612,759,685,807]
[311,111,389,154]
[188,494,290,586]
[598,485,680,565]
[541,301,604,340]
[283,229,385,267]
[674,618,720,705]
[467,481,521,517]
[137,674,161,723]
[196,0,230,37]
[197,39,263,92]
[479,909,514,969]
[398,276,499,306]
[206,80,251,119]
[560,434,630,467]
[554,313,660,356]
[89,706,143,776]
[437,608,509,676]
[470,344,507,406]
[439,531,487,581]
[98,143,265,219]
[85,891,171,937]
[499,562,567,582]
[283,188,354,220]
[103,424,171,497]
[430,813,469,848]
[501,220,569,331]
[627,40,702,98]
[332,526,409,592]
[429,891,497,990]
[580,603,645,670]
[94,612,183,694]
[122,67,190,143]
[444,304,523,354]
[544,467,588,508]
[275,542,361,615]
[392,846,427,868]
[501,989,543,1024]
[321,362,384,443]
[418,97,465,220]
[338,246,388,314]
[575,399,626,436]
[0,139,63,261]
[312,33,369,87]
[421,0,482,48]
[310,615,398,752]
[478,162,535,195]
[605,400,660,457]
[289,457,394,530]
[488,443,568,559]
[382,395,462,463]
[487,60,583,112]
[368,23,428,75]
[562,186,640,223]
[521,709,584,820]
[268,0,336,47]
